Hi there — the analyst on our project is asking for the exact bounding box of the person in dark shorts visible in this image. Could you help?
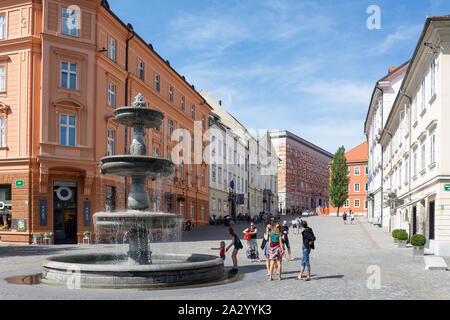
[281,220,292,261]
[343,212,347,224]
[226,227,242,273]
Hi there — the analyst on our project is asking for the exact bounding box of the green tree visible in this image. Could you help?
[329,146,349,217]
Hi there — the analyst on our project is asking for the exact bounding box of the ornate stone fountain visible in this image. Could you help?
[41,94,224,288]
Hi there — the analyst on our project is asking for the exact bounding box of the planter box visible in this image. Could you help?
[413,246,424,256]
[398,240,407,248]
[394,238,399,244]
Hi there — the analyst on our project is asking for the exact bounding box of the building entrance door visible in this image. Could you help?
[53,181,78,244]
[429,201,435,240]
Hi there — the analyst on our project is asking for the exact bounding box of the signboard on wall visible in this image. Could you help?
[12,219,26,232]
[39,200,47,226]
[15,180,25,188]
[444,184,450,191]
[83,201,91,227]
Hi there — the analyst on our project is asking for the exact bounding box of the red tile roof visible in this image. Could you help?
[345,142,368,163]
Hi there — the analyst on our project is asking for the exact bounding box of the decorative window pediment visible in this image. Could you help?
[52,98,85,111]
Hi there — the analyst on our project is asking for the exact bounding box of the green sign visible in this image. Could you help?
[15,180,25,188]
[445,184,450,191]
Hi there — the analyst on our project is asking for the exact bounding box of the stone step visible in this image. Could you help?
[424,256,449,271]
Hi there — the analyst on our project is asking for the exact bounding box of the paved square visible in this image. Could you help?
[0,216,449,300]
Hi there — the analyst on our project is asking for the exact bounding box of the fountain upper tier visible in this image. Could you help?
[100,156,175,179]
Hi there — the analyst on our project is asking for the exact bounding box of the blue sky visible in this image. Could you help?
[109,0,450,154]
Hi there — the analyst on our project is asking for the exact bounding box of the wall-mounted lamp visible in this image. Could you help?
[424,42,442,53]
[98,47,107,53]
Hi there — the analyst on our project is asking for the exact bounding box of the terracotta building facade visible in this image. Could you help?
[270,131,333,214]
[329,142,369,216]
[0,0,211,244]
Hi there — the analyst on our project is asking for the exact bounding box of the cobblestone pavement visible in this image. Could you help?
[0,216,449,300]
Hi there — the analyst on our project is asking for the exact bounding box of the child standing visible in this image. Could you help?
[211,241,226,261]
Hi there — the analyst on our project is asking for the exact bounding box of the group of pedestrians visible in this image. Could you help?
[215,218,316,281]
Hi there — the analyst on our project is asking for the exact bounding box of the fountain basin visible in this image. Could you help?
[114,106,165,128]
[94,211,182,232]
[100,156,175,179]
[41,253,224,289]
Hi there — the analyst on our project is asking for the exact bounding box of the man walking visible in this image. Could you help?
[296,220,316,282]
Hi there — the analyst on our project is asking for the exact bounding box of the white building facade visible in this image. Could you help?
[367,15,450,256]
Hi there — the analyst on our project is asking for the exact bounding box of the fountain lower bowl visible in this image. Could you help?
[41,253,224,289]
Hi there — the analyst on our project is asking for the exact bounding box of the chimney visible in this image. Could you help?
[389,66,398,73]
[219,100,222,106]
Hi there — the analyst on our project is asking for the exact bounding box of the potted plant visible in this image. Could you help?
[83,231,91,239]
[392,229,400,244]
[397,230,408,248]
[44,232,52,239]
[411,234,426,256]
[32,233,42,244]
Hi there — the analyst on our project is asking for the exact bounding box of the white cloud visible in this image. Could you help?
[375,24,423,55]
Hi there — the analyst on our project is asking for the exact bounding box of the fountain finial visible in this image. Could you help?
[133,93,147,108]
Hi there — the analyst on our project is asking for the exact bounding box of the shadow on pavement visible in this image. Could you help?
[0,245,81,258]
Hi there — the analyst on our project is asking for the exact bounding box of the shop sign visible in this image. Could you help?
[83,201,91,227]
[40,199,47,226]
[15,180,25,188]
[12,219,26,232]
[445,184,450,192]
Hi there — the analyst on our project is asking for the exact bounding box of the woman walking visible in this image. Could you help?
[243,222,260,263]
[268,224,284,281]
[296,220,316,282]
[263,224,273,276]
[226,227,243,273]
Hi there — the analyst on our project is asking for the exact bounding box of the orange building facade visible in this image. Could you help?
[329,142,369,216]
[0,0,211,244]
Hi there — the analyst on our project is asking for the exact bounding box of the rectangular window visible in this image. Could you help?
[413,151,417,176]
[191,105,195,120]
[405,160,409,182]
[190,201,195,219]
[431,60,436,97]
[168,120,173,138]
[354,167,360,176]
[169,86,173,103]
[109,38,116,62]
[344,200,349,208]
[211,165,216,183]
[365,166,368,175]
[430,133,436,164]
[180,160,184,179]
[421,142,426,171]
[154,74,160,93]
[354,199,360,208]
[107,129,115,156]
[60,61,77,90]
[62,8,79,37]
[60,114,76,147]
[108,82,116,108]
[202,169,205,186]
[414,93,418,122]
[0,65,5,92]
[153,147,159,157]
[0,117,4,147]
[181,96,185,112]
[190,164,194,183]
[0,15,5,40]
[421,78,426,112]
[365,182,368,192]
[138,60,144,80]
[201,204,205,220]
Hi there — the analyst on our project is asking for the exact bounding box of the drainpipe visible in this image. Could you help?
[28,36,34,244]
[124,25,135,208]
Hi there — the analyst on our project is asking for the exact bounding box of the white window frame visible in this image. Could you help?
[0,65,5,92]
[154,74,160,93]
[108,82,116,108]
[62,8,79,37]
[181,96,185,111]
[169,86,173,103]
[60,61,77,90]
[421,77,426,112]
[354,183,360,192]
[431,60,436,98]
[430,132,436,164]
[354,199,360,208]
[60,114,76,147]
[138,60,144,80]
[109,37,116,62]
[344,199,350,208]
[107,129,115,156]
[421,141,426,171]
[354,166,360,176]
[0,117,5,147]
[0,15,5,40]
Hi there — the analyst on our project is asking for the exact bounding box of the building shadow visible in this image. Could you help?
[0,245,81,258]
